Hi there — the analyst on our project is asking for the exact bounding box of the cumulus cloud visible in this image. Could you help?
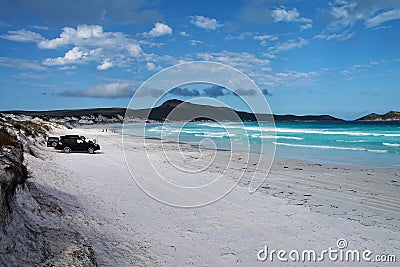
[146,62,156,70]
[37,24,106,49]
[126,43,144,57]
[145,22,172,37]
[59,82,134,98]
[272,6,311,23]
[97,59,113,70]
[2,24,150,71]
[2,25,153,70]
[43,47,102,66]
[190,15,222,30]
[271,6,312,30]
[3,24,147,59]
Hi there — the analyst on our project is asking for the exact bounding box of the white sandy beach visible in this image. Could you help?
[23,125,399,266]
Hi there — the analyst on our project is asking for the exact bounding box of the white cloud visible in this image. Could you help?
[253,34,278,41]
[300,23,313,31]
[253,34,278,46]
[12,72,51,80]
[126,43,144,57]
[315,31,354,41]
[97,59,113,70]
[4,25,152,70]
[196,50,324,88]
[272,7,296,21]
[197,51,271,74]
[60,82,134,98]
[269,38,309,53]
[339,60,383,78]
[317,0,400,41]
[146,62,156,71]
[365,8,400,28]
[37,24,108,49]
[58,66,77,70]
[76,24,103,38]
[5,25,148,60]
[1,29,44,43]
[0,57,47,71]
[271,5,312,29]
[272,6,301,22]
[145,22,172,37]
[43,47,102,66]
[226,32,253,40]
[146,62,162,71]
[190,15,222,30]
[268,70,321,86]
[189,40,203,46]
[251,69,324,88]
[330,1,356,20]
[180,31,189,37]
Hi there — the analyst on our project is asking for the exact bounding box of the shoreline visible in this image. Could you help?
[109,121,400,170]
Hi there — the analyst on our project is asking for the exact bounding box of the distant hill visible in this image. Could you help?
[126,99,343,122]
[4,108,126,118]
[1,99,349,123]
[356,111,400,121]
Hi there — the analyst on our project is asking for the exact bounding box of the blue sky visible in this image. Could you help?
[0,0,399,119]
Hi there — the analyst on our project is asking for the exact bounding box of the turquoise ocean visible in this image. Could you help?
[124,121,400,168]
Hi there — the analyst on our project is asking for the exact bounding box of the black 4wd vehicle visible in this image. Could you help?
[55,135,100,154]
[47,137,59,147]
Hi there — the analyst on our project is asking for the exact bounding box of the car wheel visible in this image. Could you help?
[88,147,94,154]
[64,147,71,153]
[52,141,58,147]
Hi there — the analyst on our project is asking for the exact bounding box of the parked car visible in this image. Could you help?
[47,137,59,147]
[55,135,100,154]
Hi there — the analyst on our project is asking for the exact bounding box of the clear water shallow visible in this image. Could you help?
[124,121,400,168]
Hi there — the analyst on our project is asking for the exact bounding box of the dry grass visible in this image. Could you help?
[0,127,17,147]
[0,115,51,138]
